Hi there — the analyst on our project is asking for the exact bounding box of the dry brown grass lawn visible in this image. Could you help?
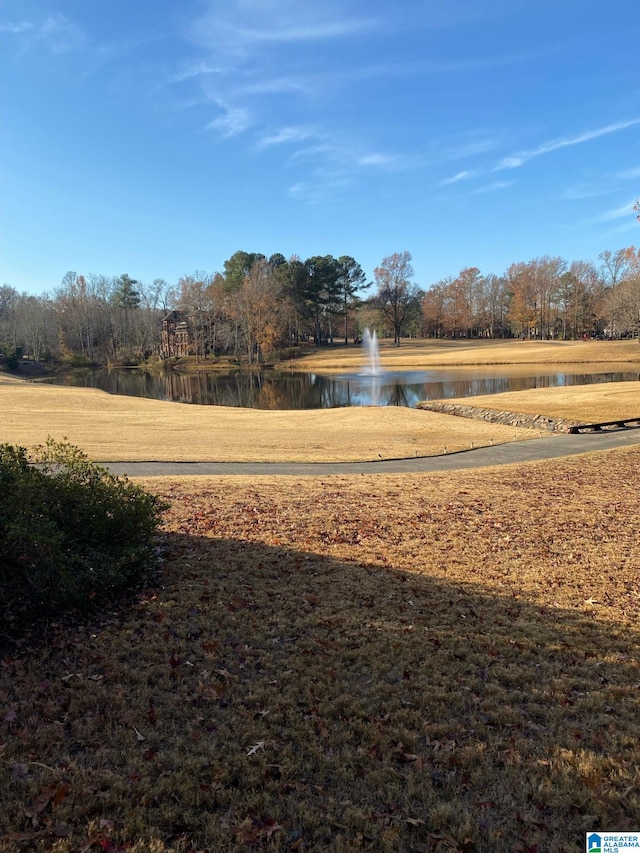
[0,379,536,462]
[285,338,640,371]
[447,381,640,424]
[1,447,639,851]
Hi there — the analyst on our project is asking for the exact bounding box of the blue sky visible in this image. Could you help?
[1,0,639,296]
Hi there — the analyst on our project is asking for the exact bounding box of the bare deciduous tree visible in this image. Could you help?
[374,251,418,346]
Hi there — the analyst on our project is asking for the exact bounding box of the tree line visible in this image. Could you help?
[422,249,640,341]
[1,246,639,367]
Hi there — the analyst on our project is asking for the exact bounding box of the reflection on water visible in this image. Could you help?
[41,367,640,409]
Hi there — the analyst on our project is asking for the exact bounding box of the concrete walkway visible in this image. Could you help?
[103,426,640,477]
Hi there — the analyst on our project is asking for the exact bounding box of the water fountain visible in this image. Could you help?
[362,328,381,375]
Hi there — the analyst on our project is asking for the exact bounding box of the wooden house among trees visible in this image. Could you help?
[161,311,191,357]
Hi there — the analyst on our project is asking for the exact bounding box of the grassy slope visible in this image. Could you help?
[0,380,537,462]
[1,448,639,852]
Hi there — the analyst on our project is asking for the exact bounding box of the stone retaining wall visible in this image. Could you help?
[416,400,575,433]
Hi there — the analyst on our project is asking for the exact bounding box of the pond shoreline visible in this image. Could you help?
[32,363,640,410]
[417,400,574,432]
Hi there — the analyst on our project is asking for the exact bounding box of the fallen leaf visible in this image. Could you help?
[214,668,234,680]
[24,788,53,818]
[51,783,70,808]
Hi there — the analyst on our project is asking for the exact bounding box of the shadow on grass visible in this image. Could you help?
[1,532,639,852]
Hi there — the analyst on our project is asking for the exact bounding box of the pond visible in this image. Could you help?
[40,365,640,409]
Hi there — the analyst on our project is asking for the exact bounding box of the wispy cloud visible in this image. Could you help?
[1,11,87,54]
[440,170,475,185]
[616,166,640,180]
[560,185,615,201]
[175,3,385,148]
[206,102,253,137]
[592,198,638,223]
[289,142,340,164]
[603,219,639,237]
[257,126,316,148]
[171,60,225,84]
[216,18,379,46]
[431,134,499,163]
[189,2,381,56]
[241,53,540,100]
[41,12,87,54]
[357,153,400,169]
[0,20,33,34]
[242,75,320,98]
[288,174,350,205]
[258,121,411,176]
[470,180,513,194]
[257,124,413,202]
[496,119,640,170]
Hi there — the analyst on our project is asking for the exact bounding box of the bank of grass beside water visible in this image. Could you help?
[1,447,639,851]
[280,338,640,372]
[430,382,640,427]
[0,379,536,463]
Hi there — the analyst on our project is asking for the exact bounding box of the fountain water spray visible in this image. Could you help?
[362,328,381,375]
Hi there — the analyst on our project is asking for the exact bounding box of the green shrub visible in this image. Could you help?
[0,439,168,614]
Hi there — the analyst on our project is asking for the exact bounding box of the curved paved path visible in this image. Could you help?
[103,427,640,477]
